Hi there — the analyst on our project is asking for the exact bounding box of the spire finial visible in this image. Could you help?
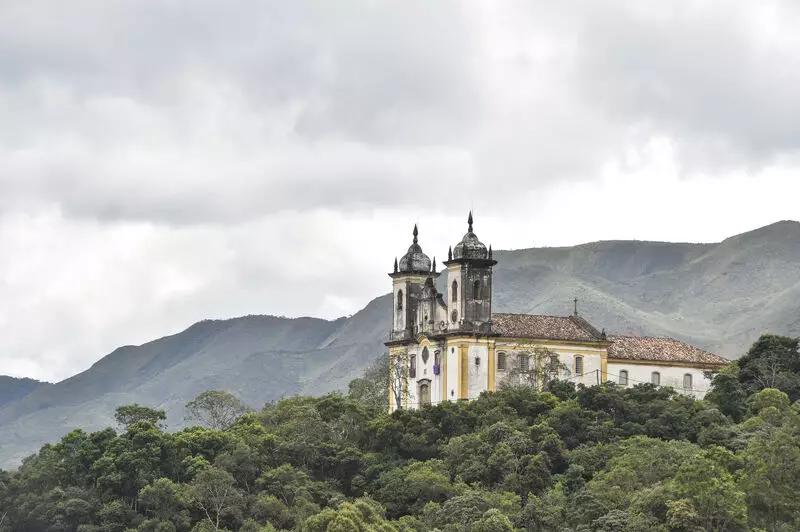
[601,328,607,340]
[574,297,579,317]
[448,246,453,261]
[394,257,398,273]
[413,224,418,244]
[468,211,473,232]
[432,257,436,273]
[488,245,493,260]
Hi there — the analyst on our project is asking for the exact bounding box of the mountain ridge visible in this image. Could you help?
[0,377,51,409]
[1,220,798,468]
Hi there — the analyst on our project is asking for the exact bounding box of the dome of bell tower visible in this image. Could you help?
[398,225,432,273]
[453,212,488,260]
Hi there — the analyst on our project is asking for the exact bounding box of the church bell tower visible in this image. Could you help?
[389,225,438,340]
[443,212,496,333]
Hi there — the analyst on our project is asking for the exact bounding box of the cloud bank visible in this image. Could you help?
[1,0,799,380]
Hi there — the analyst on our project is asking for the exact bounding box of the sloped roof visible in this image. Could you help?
[608,335,729,366]
[492,313,603,342]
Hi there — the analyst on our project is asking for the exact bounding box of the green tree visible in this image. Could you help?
[670,448,748,531]
[250,495,294,530]
[139,478,186,522]
[93,421,166,501]
[468,508,515,532]
[115,404,168,430]
[348,355,389,412]
[751,387,791,413]
[707,364,748,422]
[8,356,800,532]
[185,391,251,431]
[737,335,800,400]
[188,467,245,530]
[374,460,458,519]
[303,499,397,532]
[739,396,800,530]
[586,437,700,509]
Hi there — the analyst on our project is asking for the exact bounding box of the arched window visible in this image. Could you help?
[434,350,441,366]
[519,354,530,372]
[473,280,481,299]
[683,373,692,390]
[452,281,458,302]
[574,355,584,376]
[618,370,629,386]
[397,290,403,310]
[497,352,506,371]
[419,381,431,406]
[409,355,416,378]
[651,371,660,386]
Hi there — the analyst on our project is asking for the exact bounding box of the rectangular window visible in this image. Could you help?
[519,354,530,372]
[683,373,692,390]
[651,371,660,386]
[619,370,628,386]
[574,355,583,376]
[497,352,506,371]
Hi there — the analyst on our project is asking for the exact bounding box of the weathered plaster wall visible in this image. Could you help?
[607,362,713,398]
[467,343,489,400]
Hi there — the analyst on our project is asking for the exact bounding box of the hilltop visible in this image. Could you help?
[0,220,798,467]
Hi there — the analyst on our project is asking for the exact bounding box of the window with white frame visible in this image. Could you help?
[574,355,584,376]
[651,371,660,386]
[618,370,629,386]
[683,373,692,390]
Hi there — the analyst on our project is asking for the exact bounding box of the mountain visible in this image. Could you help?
[0,295,390,468]
[1,220,799,468]
[0,377,51,408]
[492,220,800,357]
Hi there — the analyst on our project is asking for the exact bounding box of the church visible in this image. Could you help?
[386,213,729,411]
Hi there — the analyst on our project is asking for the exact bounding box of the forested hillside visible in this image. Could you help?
[0,297,388,469]
[1,220,799,469]
[1,334,799,531]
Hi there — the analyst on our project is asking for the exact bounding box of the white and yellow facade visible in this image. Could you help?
[387,215,729,411]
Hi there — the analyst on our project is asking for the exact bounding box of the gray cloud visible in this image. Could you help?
[571,1,800,169]
[1,0,487,223]
[2,1,800,380]
[3,1,799,224]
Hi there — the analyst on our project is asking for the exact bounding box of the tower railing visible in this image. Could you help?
[389,329,414,341]
[389,319,493,341]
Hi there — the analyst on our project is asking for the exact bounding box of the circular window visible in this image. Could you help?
[451,310,458,323]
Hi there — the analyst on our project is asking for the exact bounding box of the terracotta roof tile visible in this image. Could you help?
[608,335,729,366]
[492,313,602,342]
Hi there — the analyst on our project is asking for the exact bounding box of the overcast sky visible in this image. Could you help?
[2,1,799,382]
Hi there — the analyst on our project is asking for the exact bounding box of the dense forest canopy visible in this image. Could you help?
[1,334,799,532]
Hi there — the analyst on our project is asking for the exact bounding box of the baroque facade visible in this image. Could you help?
[386,214,729,411]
